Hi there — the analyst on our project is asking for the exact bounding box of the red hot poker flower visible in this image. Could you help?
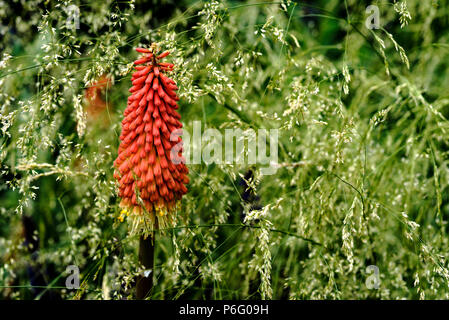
[84,75,111,116]
[114,46,189,231]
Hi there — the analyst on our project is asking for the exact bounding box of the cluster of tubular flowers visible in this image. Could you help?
[113,46,189,231]
[84,75,112,118]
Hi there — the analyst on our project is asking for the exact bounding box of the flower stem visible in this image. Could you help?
[136,233,155,299]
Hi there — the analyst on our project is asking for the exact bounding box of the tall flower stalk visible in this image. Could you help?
[114,44,189,236]
[114,44,189,299]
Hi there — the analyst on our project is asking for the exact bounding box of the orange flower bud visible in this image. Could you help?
[114,46,188,231]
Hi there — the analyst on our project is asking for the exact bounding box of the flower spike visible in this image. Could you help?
[114,44,188,233]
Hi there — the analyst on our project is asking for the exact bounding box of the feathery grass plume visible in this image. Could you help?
[114,44,189,235]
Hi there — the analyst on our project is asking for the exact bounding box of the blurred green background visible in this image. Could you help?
[1,0,449,299]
